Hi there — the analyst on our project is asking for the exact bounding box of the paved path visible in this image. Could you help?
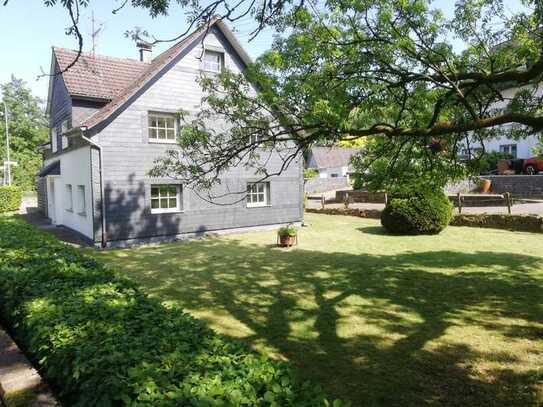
[0,327,58,406]
[18,196,89,247]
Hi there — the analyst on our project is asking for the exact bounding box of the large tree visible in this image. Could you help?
[0,77,48,190]
[12,0,543,194]
[149,0,543,194]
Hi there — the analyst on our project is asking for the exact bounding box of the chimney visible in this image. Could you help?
[137,40,153,63]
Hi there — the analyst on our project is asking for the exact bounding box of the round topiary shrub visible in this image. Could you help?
[0,185,23,213]
[381,190,453,235]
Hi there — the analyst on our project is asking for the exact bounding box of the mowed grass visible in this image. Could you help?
[94,213,543,406]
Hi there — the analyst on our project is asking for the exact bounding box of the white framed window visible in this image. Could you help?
[499,144,517,158]
[51,128,58,153]
[151,184,182,213]
[247,182,270,208]
[148,113,177,142]
[65,184,73,211]
[76,185,86,215]
[61,119,70,149]
[203,50,223,73]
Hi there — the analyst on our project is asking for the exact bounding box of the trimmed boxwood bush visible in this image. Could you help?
[381,190,453,235]
[0,185,22,213]
[0,218,342,406]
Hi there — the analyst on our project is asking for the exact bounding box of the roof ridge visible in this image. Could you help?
[52,46,147,64]
[80,19,222,129]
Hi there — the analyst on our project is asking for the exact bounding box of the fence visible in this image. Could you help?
[449,192,513,214]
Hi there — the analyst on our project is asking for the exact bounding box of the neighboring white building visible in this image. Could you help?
[465,84,542,159]
[306,147,358,178]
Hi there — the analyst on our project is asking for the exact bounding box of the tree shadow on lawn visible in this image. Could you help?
[101,241,543,407]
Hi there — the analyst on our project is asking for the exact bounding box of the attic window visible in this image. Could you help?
[203,50,223,73]
[148,113,177,143]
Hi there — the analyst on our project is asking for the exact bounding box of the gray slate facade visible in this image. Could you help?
[38,21,303,246]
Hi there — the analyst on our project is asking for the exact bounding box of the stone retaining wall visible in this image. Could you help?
[483,175,543,197]
[451,214,543,233]
[306,207,382,219]
[306,208,543,233]
[335,190,386,203]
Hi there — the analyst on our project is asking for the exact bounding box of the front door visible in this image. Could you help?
[47,177,56,224]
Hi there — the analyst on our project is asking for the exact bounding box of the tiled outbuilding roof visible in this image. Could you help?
[308,147,359,169]
[53,48,148,100]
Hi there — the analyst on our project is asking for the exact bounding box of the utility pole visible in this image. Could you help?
[3,99,10,186]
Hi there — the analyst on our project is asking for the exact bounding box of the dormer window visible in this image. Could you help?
[203,50,223,73]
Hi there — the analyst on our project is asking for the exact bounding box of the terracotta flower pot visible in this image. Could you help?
[278,234,296,247]
[480,179,491,193]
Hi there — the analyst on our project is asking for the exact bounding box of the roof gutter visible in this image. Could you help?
[69,127,108,248]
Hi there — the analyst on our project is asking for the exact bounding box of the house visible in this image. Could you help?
[462,84,542,159]
[36,20,303,247]
[306,147,358,178]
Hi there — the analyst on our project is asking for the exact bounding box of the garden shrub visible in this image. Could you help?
[0,185,22,213]
[0,218,341,406]
[381,190,453,235]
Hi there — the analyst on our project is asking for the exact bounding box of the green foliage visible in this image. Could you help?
[152,0,542,194]
[381,190,453,235]
[304,168,319,178]
[278,224,297,237]
[475,151,513,174]
[1,76,48,190]
[0,218,340,406]
[0,185,22,212]
[350,173,364,190]
[353,137,470,195]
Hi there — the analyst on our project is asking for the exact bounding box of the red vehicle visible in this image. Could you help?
[523,157,543,175]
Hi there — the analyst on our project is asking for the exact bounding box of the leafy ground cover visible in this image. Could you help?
[95,213,543,406]
[0,217,335,406]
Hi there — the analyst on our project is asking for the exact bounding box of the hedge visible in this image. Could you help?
[0,185,22,213]
[0,218,342,406]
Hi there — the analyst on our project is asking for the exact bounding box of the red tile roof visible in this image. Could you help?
[52,18,251,131]
[80,25,204,130]
[53,48,149,100]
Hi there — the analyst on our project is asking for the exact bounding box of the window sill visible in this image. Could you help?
[246,204,272,209]
[151,209,184,215]
[77,211,87,217]
[148,139,178,144]
[65,208,73,213]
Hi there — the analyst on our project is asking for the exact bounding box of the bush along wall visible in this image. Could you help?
[0,218,343,406]
[381,191,453,235]
[0,185,22,213]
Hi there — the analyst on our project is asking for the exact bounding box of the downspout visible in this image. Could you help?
[80,129,108,248]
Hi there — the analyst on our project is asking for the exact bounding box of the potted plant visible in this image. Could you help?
[478,178,492,193]
[277,224,298,247]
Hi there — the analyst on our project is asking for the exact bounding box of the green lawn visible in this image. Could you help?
[94,213,543,406]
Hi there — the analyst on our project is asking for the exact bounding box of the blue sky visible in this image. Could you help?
[0,0,525,102]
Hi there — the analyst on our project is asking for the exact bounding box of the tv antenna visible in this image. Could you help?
[90,10,105,57]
